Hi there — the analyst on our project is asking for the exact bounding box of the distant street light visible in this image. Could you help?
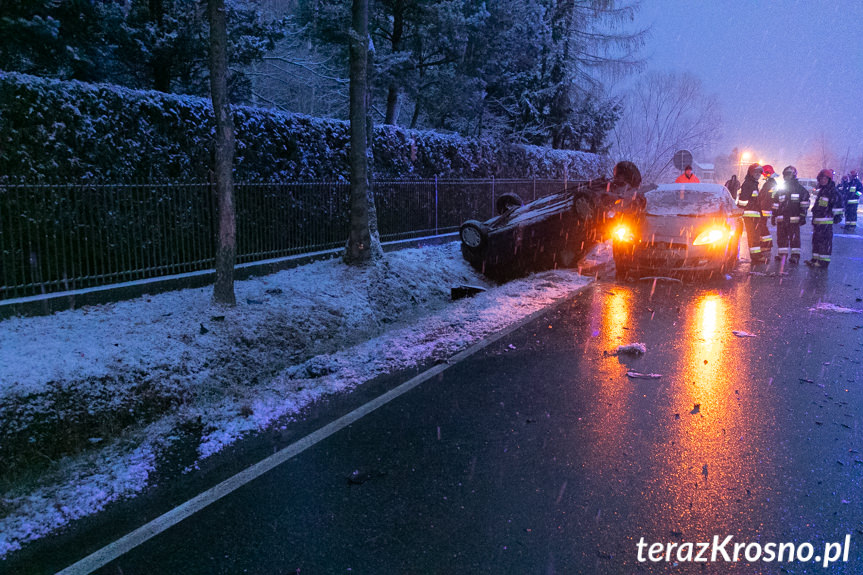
[738,151,752,179]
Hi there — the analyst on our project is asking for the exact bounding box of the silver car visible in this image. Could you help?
[611,183,743,278]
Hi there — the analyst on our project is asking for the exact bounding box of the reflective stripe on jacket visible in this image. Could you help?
[812,181,841,223]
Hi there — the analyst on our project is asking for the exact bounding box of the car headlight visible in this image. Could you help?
[613,224,635,242]
[692,227,728,245]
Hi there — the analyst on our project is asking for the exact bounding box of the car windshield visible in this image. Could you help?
[644,187,735,216]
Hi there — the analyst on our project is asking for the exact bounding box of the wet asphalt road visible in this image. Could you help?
[19,230,863,574]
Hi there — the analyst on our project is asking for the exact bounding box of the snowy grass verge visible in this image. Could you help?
[0,242,594,558]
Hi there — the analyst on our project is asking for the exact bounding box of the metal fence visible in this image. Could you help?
[0,178,573,300]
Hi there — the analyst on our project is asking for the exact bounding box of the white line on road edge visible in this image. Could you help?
[56,286,589,575]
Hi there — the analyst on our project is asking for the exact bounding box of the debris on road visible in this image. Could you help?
[732,330,757,337]
[451,284,487,300]
[347,469,388,485]
[607,343,647,357]
[690,404,701,414]
[639,276,683,283]
[808,303,863,314]
[626,371,661,379]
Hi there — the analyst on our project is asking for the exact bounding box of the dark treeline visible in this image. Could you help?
[0,0,645,152]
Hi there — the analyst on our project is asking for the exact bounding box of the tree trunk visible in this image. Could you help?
[384,84,401,125]
[344,0,382,264]
[383,1,405,125]
[409,98,421,129]
[208,0,236,304]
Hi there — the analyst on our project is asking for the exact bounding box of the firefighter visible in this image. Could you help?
[845,169,862,231]
[772,165,809,265]
[806,169,842,268]
[737,163,766,262]
[837,175,850,226]
[758,165,778,257]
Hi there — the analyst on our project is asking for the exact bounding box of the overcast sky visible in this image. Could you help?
[634,0,863,172]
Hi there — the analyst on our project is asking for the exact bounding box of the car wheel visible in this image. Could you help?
[459,220,489,251]
[495,193,524,215]
[721,252,737,274]
[722,236,740,273]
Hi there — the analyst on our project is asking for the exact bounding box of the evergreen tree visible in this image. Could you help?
[112,0,286,96]
[0,0,286,98]
[0,0,117,82]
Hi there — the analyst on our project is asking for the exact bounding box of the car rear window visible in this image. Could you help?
[644,187,735,216]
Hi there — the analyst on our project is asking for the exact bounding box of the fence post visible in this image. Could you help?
[434,176,439,236]
[533,177,536,201]
[491,175,495,218]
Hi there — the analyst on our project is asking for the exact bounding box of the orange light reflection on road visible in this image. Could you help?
[647,291,756,536]
[604,289,631,347]
[583,287,635,470]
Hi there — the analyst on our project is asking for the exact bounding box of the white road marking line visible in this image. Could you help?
[56,289,586,575]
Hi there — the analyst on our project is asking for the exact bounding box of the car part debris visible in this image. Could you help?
[347,469,387,485]
[638,276,683,283]
[808,303,863,314]
[451,284,487,300]
[732,330,757,337]
[626,370,661,379]
[608,343,647,356]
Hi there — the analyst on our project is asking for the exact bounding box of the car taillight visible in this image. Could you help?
[692,227,728,245]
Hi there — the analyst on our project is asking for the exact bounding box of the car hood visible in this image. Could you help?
[640,214,728,245]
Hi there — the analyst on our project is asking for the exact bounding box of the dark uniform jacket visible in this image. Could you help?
[811,181,842,225]
[773,178,810,224]
[848,177,863,204]
[737,173,761,216]
[759,176,778,217]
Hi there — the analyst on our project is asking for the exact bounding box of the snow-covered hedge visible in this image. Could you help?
[0,72,610,181]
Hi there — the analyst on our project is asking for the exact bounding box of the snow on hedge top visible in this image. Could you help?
[0,71,611,181]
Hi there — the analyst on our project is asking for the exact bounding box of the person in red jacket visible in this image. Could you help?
[675,164,701,183]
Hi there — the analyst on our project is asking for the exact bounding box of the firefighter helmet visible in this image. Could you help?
[782,165,798,179]
[762,165,775,176]
[817,169,834,181]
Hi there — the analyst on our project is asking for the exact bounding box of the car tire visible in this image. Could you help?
[459,220,489,251]
[495,192,524,215]
[722,235,740,273]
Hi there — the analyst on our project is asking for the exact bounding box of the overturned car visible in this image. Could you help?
[459,162,645,280]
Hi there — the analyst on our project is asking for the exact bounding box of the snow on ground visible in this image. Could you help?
[0,241,595,558]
